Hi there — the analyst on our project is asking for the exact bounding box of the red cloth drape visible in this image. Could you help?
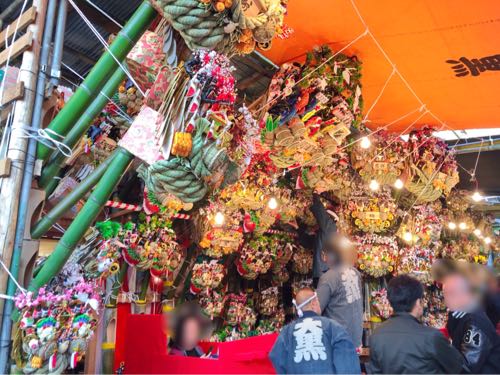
[122,313,277,374]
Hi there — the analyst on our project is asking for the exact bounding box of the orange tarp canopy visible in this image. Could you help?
[263,0,500,132]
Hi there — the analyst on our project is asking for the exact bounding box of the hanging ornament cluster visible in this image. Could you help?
[199,202,244,257]
[199,289,226,319]
[190,259,226,294]
[355,234,399,277]
[261,46,362,181]
[370,288,392,321]
[256,308,285,335]
[137,50,241,205]
[142,188,190,217]
[345,190,398,233]
[396,205,442,246]
[210,293,258,342]
[13,263,100,373]
[236,237,277,279]
[396,245,435,284]
[350,131,406,185]
[405,128,459,203]
[423,288,448,328]
[93,216,183,278]
[291,246,314,275]
[117,80,144,115]
[258,287,279,316]
[302,150,354,199]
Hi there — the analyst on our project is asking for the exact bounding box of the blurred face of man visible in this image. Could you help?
[322,234,357,267]
[442,274,475,312]
[181,317,201,350]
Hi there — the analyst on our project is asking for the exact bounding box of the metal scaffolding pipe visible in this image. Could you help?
[48,0,68,94]
[452,138,500,154]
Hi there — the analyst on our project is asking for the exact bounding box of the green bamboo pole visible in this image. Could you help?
[28,147,134,291]
[37,1,156,162]
[39,67,126,193]
[31,150,117,239]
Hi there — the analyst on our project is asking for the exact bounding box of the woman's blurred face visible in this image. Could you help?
[181,317,201,350]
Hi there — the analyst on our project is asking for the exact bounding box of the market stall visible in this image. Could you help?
[0,0,498,374]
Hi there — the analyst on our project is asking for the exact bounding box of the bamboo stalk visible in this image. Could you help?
[28,147,134,291]
[38,67,126,193]
[36,0,156,162]
[31,151,117,239]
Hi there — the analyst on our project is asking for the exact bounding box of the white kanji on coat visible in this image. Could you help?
[341,268,361,303]
[293,318,327,363]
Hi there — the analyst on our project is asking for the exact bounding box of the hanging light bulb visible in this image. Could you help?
[214,212,225,226]
[394,179,404,189]
[448,222,457,230]
[471,191,483,202]
[473,229,481,236]
[369,179,379,191]
[360,136,371,149]
[458,222,467,230]
[403,232,413,243]
[484,237,492,244]
[268,197,278,210]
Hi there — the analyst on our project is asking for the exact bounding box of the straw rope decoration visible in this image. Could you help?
[149,0,285,53]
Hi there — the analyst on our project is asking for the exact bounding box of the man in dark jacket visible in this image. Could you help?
[443,272,500,374]
[369,275,464,374]
[310,193,337,282]
[269,287,360,374]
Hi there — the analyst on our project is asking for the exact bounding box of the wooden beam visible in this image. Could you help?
[1,81,24,106]
[0,7,37,49]
[0,30,33,66]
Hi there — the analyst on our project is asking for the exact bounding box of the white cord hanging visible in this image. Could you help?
[84,0,123,28]
[362,67,396,123]
[12,125,73,157]
[61,61,134,124]
[0,259,27,296]
[67,0,146,97]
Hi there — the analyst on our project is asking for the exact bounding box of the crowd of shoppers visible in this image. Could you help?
[268,195,499,374]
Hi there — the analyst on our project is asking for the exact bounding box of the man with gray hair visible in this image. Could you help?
[269,287,360,374]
